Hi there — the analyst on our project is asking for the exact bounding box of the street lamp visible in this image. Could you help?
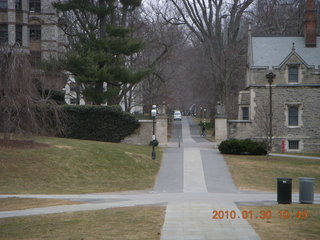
[266,72,276,153]
[151,105,157,160]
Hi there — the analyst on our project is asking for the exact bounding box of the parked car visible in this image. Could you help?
[174,110,182,120]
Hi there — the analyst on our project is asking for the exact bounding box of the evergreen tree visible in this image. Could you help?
[53,0,150,105]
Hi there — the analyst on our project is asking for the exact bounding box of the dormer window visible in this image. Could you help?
[288,65,299,83]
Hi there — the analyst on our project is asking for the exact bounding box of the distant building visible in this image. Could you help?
[0,0,66,90]
[228,0,320,152]
[0,1,146,111]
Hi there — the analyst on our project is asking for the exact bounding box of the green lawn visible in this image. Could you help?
[224,155,320,192]
[0,206,165,240]
[0,136,162,194]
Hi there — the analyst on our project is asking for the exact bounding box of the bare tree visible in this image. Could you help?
[249,0,306,36]
[0,45,63,141]
[253,96,279,153]
[129,2,189,112]
[160,0,254,116]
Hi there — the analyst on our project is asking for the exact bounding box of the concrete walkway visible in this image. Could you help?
[160,117,260,240]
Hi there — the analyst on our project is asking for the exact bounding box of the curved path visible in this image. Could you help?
[1,117,319,239]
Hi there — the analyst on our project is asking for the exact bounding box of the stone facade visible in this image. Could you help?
[229,21,320,152]
[122,118,168,146]
[122,120,153,145]
[0,0,65,56]
[0,0,66,89]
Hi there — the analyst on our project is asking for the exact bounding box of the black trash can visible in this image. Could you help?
[277,178,292,204]
[299,177,315,204]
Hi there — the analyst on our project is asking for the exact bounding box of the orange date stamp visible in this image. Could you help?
[212,210,309,220]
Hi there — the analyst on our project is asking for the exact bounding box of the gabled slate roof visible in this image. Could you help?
[250,36,320,69]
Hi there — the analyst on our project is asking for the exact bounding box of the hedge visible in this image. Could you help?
[59,105,140,142]
[218,139,267,155]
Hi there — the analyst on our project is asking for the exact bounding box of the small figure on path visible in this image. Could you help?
[201,123,206,137]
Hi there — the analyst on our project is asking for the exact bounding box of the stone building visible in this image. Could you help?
[228,0,320,152]
[0,0,66,89]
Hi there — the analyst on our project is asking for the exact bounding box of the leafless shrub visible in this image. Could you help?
[0,44,64,140]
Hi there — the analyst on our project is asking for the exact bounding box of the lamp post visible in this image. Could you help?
[266,72,276,153]
[151,105,157,160]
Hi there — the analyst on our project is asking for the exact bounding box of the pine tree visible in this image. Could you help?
[53,0,150,105]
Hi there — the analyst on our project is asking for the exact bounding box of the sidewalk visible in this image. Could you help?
[159,117,260,240]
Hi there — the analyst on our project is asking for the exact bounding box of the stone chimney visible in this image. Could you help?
[304,0,317,47]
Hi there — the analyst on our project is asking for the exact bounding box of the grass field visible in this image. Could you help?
[240,204,320,240]
[0,197,82,211]
[0,206,165,240]
[0,136,162,194]
[224,154,320,192]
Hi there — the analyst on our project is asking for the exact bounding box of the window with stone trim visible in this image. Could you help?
[30,25,41,41]
[15,0,22,10]
[288,65,299,83]
[288,105,299,126]
[288,140,299,150]
[0,0,7,9]
[16,25,22,45]
[0,24,8,43]
[29,0,41,12]
[242,107,249,120]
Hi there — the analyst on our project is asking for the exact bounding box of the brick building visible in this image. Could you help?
[228,0,320,152]
[0,0,66,89]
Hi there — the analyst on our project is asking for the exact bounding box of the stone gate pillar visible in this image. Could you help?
[156,115,168,145]
[215,102,228,143]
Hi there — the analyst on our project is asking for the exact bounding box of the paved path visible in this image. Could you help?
[1,117,320,239]
[159,117,260,240]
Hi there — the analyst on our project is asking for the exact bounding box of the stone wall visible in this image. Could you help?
[228,120,253,139]
[229,85,320,152]
[122,117,168,146]
[122,120,153,145]
[156,116,168,145]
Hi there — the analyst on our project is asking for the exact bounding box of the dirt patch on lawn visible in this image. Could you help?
[125,152,149,163]
[54,145,74,150]
[0,139,50,149]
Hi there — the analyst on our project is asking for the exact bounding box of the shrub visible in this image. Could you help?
[59,105,140,142]
[218,139,267,155]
